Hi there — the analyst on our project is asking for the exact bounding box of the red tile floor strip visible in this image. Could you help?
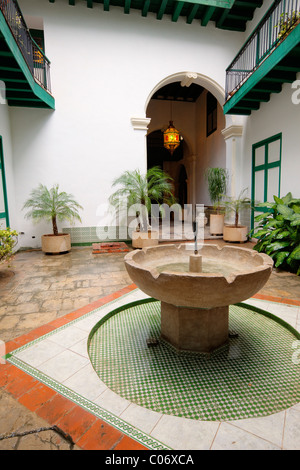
[1,283,299,450]
[1,283,148,450]
[253,293,300,306]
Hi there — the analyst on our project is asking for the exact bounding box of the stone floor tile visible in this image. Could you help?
[282,407,300,450]
[227,411,286,448]
[93,388,131,417]
[38,350,90,383]
[119,403,163,434]
[211,422,281,450]
[150,414,219,450]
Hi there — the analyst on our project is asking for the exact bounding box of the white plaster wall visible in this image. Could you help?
[8,0,243,247]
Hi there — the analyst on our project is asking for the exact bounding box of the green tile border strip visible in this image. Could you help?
[6,354,169,450]
[4,290,169,450]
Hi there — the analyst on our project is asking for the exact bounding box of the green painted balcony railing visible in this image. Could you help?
[225,0,300,103]
[0,0,52,94]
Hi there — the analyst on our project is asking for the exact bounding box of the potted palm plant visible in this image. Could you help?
[109,166,176,248]
[23,183,83,254]
[223,189,251,243]
[205,167,228,236]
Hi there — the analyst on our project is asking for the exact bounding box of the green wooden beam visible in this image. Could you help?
[262,70,296,83]
[142,0,151,16]
[6,96,40,102]
[216,8,230,28]
[233,100,260,110]
[0,66,21,73]
[0,78,27,84]
[5,88,32,92]
[224,24,300,115]
[246,91,270,102]
[87,0,93,8]
[157,0,168,20]
[69,0,76,5]
[172,1,184,22]
[252,84,282,93]
[201,6,215,26]
[124,0,131,13]
[104,0,110,11]
[186,4,199,24]
[0,51,13,57]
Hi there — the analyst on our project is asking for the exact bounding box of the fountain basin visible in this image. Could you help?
[124,244,273,309]
[124,244,273,353]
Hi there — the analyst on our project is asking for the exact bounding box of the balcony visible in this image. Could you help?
[224,0,300,115]
[0,0,54,108]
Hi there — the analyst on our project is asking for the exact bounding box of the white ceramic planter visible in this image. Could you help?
[223,225,248,243]
[41,233,71,254]
[209,214,224,235]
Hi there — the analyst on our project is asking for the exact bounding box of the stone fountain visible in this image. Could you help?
[124,244,273,354]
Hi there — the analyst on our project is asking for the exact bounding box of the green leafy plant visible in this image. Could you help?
[0,228,18,265]
[205,167,228,214]
[23,184,83,236]
[250,192,300,275]
[109,167,176,232]
[275,11,300,40]
[223,188,251,227]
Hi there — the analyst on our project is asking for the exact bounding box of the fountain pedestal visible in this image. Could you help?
[161,302,229,353]
[124,244,273,355]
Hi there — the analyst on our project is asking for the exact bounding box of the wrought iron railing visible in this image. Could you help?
[0,0,52,94]
[225,0,300,101]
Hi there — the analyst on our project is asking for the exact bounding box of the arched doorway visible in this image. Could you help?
[145,73,227,209]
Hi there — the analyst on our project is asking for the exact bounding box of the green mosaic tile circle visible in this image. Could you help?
[88,300,300,422]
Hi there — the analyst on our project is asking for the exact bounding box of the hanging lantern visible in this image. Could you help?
[164,121,180,155]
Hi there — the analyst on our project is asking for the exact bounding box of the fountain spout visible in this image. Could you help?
[193,219,198,255]
[189,213,202,272]
[189,253,202,272]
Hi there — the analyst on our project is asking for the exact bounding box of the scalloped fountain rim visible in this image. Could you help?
[125,243,273,285]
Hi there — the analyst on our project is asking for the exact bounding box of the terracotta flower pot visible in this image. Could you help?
[223,225,248,243]
[41,233,71,254]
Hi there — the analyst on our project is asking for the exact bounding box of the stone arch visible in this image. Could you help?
[144,71,235,129]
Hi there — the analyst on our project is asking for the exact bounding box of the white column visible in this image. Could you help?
[130,117,151,173]
[221,125,244,198]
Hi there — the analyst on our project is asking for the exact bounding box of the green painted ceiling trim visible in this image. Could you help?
[124,0,131,13]
[157,0,168,20]
[172,1,185,21]
[0,10,55,109]
[224,24,300,114]
[175,0,234,7]
[201,6,215,26]
[216,7,230,27]
[142,0,150,16]
[186,3,199,23]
